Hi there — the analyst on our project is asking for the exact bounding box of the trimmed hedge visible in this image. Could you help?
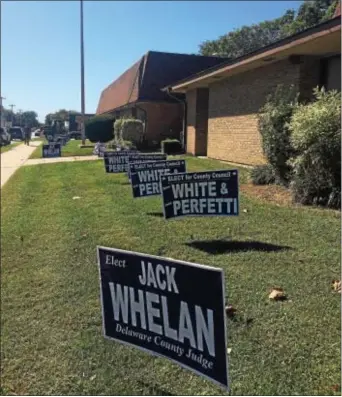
[85,114,115,143]
[161,139,182,155]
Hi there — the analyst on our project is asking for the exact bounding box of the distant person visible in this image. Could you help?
[24,126,31,145]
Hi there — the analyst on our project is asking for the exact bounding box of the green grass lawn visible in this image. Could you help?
[0,141,22,153]
[29,139,94,159]
[1,157,340,396]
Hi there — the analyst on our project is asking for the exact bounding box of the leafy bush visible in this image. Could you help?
[288,88,341,208]
[258,84,298,185]
[85,114,115,143]
[250,164,276,185]
[121,119,143,146]
[122,140,137,150]
[113,119,124,142]
[161,139,183,155]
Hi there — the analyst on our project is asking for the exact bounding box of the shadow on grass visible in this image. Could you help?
[186,239,291,254]
[137,381,174,396]
[147,212,164,217]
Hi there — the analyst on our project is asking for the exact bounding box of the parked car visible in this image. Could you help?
[9,126,25,141]
[0,127,11,146]
[68,131,82,140]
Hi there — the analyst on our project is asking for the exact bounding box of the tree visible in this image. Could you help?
[21,111,39,128]
[45,109,78,125]
[199,0,337,58]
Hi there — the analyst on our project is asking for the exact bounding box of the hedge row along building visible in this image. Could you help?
[96,52,227,146]
[166,13,341,166]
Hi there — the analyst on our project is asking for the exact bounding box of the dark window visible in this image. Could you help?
[320,55,341,92]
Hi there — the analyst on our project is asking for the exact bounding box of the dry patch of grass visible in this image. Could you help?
[241,183,292,206]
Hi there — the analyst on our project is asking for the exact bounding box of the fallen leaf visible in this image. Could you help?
[225,304,237,317]
[269,287,287,301]
[331,280,341,293]
[331,384,340,392]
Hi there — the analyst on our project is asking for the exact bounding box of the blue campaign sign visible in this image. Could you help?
[160,170,239,219]
[103,151,140,173]
[97,246,229,390]
[127,153,167,180]
[130,160,186,198]
[42,144,61,158]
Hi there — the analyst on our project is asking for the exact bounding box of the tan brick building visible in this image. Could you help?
[96,52,227,146]
[167,16,341,166]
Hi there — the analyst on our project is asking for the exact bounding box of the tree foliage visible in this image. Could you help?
[199,0,337,58]
[45,109,78,125]
[2,108,39,128]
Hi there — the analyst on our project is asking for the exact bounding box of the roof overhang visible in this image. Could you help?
[168,19,341,93]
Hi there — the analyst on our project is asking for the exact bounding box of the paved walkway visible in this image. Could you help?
[1,141,42,188]
[25,155,99,166]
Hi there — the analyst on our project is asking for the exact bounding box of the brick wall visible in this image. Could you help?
[186,90,197,154]
[196,88,209,156]
[186,88,209,155]
[207,59,302,165]
[139,101,183,144]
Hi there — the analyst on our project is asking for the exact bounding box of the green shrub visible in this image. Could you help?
[288,87,341,208]
[85,114,115,143]
[161,139,183,155]
[121,119,143,146]
[250,164,276,185]
[258,84,298,185]
[122,140,137,150]
[114,119,124,142]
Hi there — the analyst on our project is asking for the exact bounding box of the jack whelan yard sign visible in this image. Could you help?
[130,160,186,198]
[97,246,229,389]
[42,143,61,158]
[161,170,239,219]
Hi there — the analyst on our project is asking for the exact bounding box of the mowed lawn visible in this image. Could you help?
[1,157,340,396]
[0,141,22,153]
[29,139,95,159]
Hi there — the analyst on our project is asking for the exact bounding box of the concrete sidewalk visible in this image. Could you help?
[25,155,99,166]
[1,141,42,188]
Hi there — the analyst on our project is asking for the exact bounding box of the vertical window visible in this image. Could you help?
[320,55,341,92]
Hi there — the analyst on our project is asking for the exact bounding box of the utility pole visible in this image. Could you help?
[9,104,15,126]
[18,109,23,127]
[80,0,86,145]
[0,96,5,129]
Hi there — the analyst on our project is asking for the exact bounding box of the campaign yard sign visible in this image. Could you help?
[127,153,167,180]
[130,160,186,198]
[42,143,61,158]
[97,246,229,390]
[161,170,239,219]
[104,151,140,173]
